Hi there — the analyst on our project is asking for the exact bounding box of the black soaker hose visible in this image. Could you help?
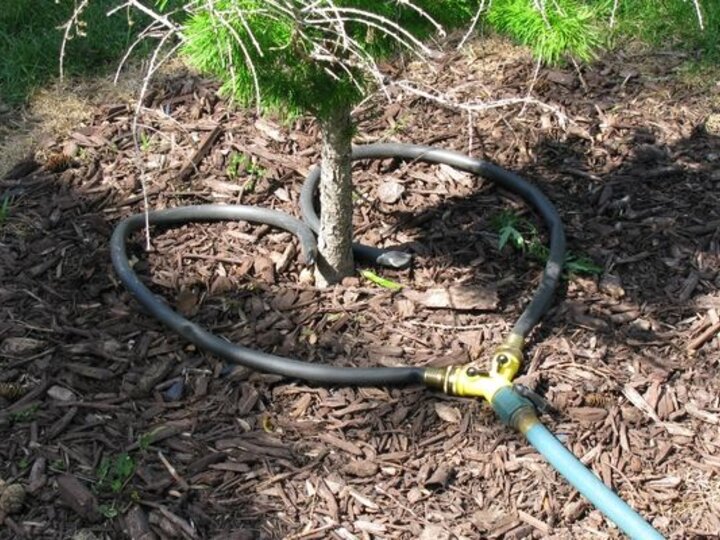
[110,205,424,386]
[301,143,565,338]
[111,143,565,385]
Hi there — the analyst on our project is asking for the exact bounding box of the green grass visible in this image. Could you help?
[0,0,156,105]
[609,0,719,60]
[3,1,715,109]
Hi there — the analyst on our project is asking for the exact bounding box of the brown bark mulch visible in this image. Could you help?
[1,38,719,539]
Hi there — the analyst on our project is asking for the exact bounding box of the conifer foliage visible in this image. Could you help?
[72,0,708,284]
[181,1,478,284]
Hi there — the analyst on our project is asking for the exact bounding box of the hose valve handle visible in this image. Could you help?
[514,384,556,416]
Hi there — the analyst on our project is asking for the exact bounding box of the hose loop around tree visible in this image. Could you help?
[300,143,566,338]
[110,143,566,384]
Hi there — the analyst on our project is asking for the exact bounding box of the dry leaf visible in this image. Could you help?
[568,407,608,423]
[0,337,46,356]
[176,288,199,316]
[404,285,498,311]
[434,402,462,423]
[347,488,378,510]
[377,180,405,204]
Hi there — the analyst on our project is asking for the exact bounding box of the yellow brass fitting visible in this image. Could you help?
[423,333,526,402]
[491,333,524,380]
[424,365,510,402]
[513,406,540,434]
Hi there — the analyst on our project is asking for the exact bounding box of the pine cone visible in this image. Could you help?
[704,113,720,137]
[0,480,26,517]
[44,152,73,173]
[0,382,27,401]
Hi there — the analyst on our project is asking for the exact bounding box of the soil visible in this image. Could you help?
[1,38,719,539]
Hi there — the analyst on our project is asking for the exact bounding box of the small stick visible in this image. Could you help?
[177,125,223,182]
[688,321,720,351]
[158,451,190,491]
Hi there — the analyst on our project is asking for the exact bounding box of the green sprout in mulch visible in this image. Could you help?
[95,452,136,494]
[493,209,602,276]
[0,195,12,227]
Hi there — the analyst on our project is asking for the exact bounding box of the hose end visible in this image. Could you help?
[303,247,318,266]
[375,250,412,269]
[491,386,539,432]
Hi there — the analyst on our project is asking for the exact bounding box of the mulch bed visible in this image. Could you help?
[1,38,719,539]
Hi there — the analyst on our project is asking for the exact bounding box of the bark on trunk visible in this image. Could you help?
[315,104,354,287]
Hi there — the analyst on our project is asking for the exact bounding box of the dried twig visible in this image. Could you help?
[393,79,569,127]
[59,0,90,81]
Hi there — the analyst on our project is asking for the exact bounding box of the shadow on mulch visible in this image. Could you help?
[387,124,720,359]
[2,48,720,539]
[0,174,316,537]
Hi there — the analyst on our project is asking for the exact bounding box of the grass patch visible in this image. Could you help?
[483,0,717,67]
[0,0,155,106]
[610,0,719,60]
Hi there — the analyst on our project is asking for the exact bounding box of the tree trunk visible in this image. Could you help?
[315,104,354,287]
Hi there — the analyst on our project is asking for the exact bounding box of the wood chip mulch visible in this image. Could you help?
[1,38,719,539]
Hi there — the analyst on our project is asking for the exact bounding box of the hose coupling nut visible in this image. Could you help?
[490,386,538,432]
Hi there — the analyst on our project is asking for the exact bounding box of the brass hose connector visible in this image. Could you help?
[491,332,524,381]
[424,334,526,402]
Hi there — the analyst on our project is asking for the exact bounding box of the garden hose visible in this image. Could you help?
[110,143,664,539]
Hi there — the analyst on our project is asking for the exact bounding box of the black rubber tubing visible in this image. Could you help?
[110,144,565,386]
[301,143,566,338]
[110,204,425,386]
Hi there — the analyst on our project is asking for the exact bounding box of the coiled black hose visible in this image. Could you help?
[111,143,565,385]
[110,205,425,386]
[301,144,565,338]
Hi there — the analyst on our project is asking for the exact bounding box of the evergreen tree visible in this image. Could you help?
[75,0,708,283]
[182,1,479,285]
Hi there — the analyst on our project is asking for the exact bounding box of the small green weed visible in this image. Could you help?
[0,196,12,226]
[98,503,120,519]
[138,432,153,451]
[492,210,602,277]
[139,131,152,152]
[49,458,67,472]
[226,152,247,179]
[494,210,526,252]
[565,254,603,276]
[10,404,39,423]
[96,453,136,494]
[226,152,265,193]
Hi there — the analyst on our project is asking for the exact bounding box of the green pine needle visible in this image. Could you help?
[487,0,602,64]
[359,269,404,291]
